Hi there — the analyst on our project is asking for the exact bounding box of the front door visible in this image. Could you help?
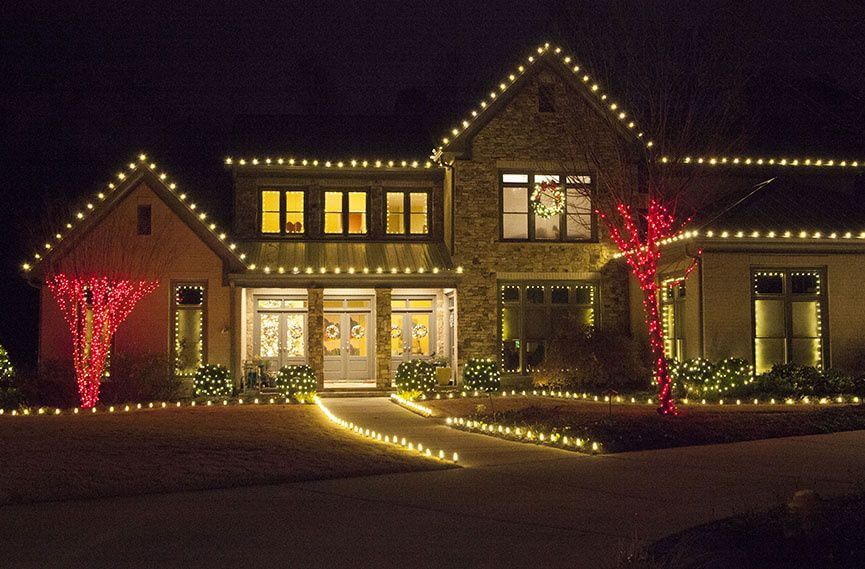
[254,297,308,375]
[323,296,373,383]
[390,297,435,375]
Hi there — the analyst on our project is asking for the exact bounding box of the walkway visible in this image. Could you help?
[2,398,864,568]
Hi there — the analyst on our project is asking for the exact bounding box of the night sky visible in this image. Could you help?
[2,0,863,366]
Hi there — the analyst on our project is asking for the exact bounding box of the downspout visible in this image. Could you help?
[686,242,705,359]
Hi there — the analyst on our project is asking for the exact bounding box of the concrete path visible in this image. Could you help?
[2,398,865,569]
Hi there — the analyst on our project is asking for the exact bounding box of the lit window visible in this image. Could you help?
[325,191,367,235]
[752,270,824,373]
[386,191,429,235]
[500,282,596,374]
[661,280,686,360]
[173,284,206,376]
[501,173,594,241]
[260,189,305,235]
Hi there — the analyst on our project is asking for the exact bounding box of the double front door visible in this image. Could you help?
[254,297,307,373]
[323,296,373,383]
[391,297,436,376]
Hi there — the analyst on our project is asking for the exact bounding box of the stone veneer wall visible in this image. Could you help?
[374,288,392,388]
[307,288,324,389]
[450,67,631,373]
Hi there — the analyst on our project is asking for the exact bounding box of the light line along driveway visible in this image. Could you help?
[1,397,864,568]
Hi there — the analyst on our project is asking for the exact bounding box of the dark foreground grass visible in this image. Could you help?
[426,396,865,452]
[0,405,450,505]
[620,492,865,569]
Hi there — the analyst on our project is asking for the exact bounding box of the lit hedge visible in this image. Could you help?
[668,357,753,397]
[463,358,501,392]
[394,360,436,398]
[192,364,233,397]
[276,365,317,403]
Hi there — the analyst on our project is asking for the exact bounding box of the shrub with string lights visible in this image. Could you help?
[0,344,22,410]
[276,365,317,403]
[394,360,436,399]
[192,364,233,397]
[669,357,753,397]
[463,358,501,393]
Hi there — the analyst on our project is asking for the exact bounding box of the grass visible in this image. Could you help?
[0,404,451,505]
[619,492,865,569]
[425,395,865,453]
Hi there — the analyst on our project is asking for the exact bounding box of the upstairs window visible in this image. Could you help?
[260,189,305,235]
[386,191,429,235]
[501,173,594,241]
[324,190,367,235]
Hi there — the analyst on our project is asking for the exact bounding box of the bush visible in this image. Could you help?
[669,357,754,398]
[463,358,501,392]
[275,365,317,403]
[532,316,651,391]
[394,360,436,398]
[0,345,23,410]
[99,353,181,404]
[754,364,863,398]
[192,364,233,397]
[18,360,79,408]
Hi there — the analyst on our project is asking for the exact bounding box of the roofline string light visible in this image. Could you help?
[661,156,863,169]
[21,153,251,273]
[225,157,434,169]
[434,42,653,157]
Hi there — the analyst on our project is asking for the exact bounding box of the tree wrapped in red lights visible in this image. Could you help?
[39,187,182,408]
[559,4,751,414]
[47,275,159,407]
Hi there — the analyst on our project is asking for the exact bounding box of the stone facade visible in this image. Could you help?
[448,66,631,373]
[307,287,324,389]
[374,288,392,388]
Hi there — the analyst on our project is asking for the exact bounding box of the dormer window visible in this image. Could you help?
[260,189,305,235]
[324,190,368,235]
[386,191,429,235]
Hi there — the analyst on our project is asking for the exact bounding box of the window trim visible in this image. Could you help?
[385,189,431,238]
[498,281,599,375]
[498,170,597,242]
[171,281,207,377]
[258,187,307,237]
[750,268,828,372]
[322,189,370,237]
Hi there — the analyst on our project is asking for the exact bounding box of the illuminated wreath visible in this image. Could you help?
[325,323,340,340]
[391,324,402,339]
[288,323,303,339]
[530,181,565,219]
[412,323,429,339]
[350,324,366,340]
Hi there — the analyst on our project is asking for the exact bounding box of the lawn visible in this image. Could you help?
[0,404,450,505]
[621,492,865,569]
[425,395,865,453]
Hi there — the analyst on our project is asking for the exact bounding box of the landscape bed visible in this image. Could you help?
[0,404,451,505]
[424,395,865,453]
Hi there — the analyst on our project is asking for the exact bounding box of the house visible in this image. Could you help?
[22,43,865,394]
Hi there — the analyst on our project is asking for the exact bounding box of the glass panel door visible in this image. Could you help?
[409,313,432,356]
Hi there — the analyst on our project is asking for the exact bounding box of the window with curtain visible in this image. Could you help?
[260,189,305,235]
[324,190,367,235]
[173,284,206,376]
[386,191,429,235]
[500,173,594,241]
[752,269,825,374]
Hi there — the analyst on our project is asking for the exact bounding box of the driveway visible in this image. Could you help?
[2,397,864,569]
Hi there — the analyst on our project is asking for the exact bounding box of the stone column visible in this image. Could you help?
[375,288,392,389]
[307,287,324,390]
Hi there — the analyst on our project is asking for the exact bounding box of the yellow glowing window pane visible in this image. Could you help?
[391,314,404,356]
[285,191,303,212]
[324,192,342,213]
[261,212,280,233]
[408,298,433,309]
[409,193,428,234]
[386,193,405,234]
[348,192,366,212]
[325,213,342,233]
[261,191,280,212]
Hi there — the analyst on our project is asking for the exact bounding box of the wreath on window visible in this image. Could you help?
[391,324,402,339]
[350,324,366,340]
[530,181,564,219]
[412,323,429,339]
[288,323,303,339]
[325,323,340,340]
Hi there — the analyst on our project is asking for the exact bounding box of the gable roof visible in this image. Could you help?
[22,154,250,279]
[433,42,654,160]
